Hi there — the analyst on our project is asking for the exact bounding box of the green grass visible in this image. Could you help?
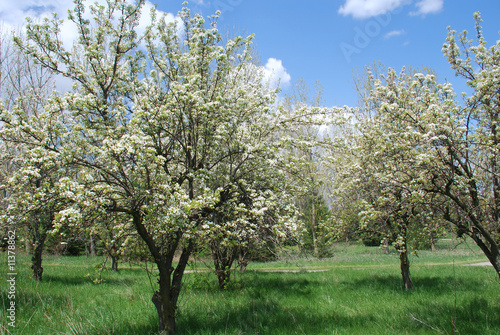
[1,239,499,334]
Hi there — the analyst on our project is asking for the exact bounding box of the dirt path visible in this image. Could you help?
[183,262,493,274]
[464,262,492,266]
[258,269,329,273]
[184,269,330,274]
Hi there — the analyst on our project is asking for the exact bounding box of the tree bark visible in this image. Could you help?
[31,212,50,281]
[152,279,176,335]
[399,249,413,290]
[90,234,97,256]
[32,236,45,281]
[111,255,118,272]
[383,238,390,254]
[430,233,437,252]
[238,247,249,272]
[311,201,319,258]
[468,229,500,281]
[130,209,197,334]
[131,211,177,334]
[395,218,413,290]
[153,242,193,334]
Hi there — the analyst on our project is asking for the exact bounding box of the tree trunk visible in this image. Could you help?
[153,242,193,334]
[111,255,119,272]
[399,250,413,290]
[393,214,413,290]
[430,233,437,252]
[90,234,97,256]
[216,269,230,290]
[152,287,176,335]
[213,244,238,290]
[131,211,178,334]
[130,208,196,334]
[31,214,49,281]
[311,201,318,258]
[383,238,390,254]
[32,238,45,281]
[469,229,500,280]
[443,205,500,280]
[492,256,500,280]
[238,247,249,272]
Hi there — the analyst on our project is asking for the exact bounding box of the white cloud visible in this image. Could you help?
[338,0,407,19]
[338,0,443,19]
[410,0,443,16]
[262,58,291,89]
[0,0,180,43]
[0,0,73,28]
[384,29,405,38]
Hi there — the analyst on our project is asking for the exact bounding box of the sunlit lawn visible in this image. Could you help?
[1,239,499,334]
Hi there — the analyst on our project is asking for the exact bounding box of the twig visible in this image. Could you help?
[406,308,444,334]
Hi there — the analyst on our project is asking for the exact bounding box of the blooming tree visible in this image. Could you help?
[330,12,500,285]
[436,12,500,276]
[329,69,429,290]
[280,78,335,257]
[3,0,303,332]
[0,27,58,280]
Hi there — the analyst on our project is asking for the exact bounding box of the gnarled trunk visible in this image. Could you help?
[130,202,197,333]
[131,211,181,334]
[152,284,177,334]
[153,243,193,334]
[31,211,51,281]
[393,216,413,290]
[238,247,249,272]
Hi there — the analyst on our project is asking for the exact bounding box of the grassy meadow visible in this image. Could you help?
[1,239,499,334]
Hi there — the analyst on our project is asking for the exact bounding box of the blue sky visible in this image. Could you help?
[2,0,500,107]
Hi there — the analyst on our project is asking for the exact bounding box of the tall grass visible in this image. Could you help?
[1,239,498,334]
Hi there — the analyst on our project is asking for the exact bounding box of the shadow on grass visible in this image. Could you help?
[454,297,500,334]
[242,272,314,297]
[176,273,500,335]
[42,272,138,286]
[42,268,146,286]
[18,270,498,335]
[176,298,372,335]
[406,297,500,335]
[178,272,342,334]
